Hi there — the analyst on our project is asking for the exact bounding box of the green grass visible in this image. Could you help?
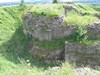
[1,61,74,75]
[0,56,17,74]
[0,3,100,75]
[65,12,99,26]
[32,37,67,49]
[74,3,97,12]
[30,4,63,17]
[0,6,22,45]
[64,3,100,26]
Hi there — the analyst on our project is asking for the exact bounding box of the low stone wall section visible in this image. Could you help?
[30,45,65,64]
[65,41,100,66]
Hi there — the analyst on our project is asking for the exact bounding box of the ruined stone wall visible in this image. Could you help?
[30,45,64,64]
[23,12,100,66]
[86,22,100,40]
[65,41,100,66]
[23,12,75,41]
[23,12,100,41]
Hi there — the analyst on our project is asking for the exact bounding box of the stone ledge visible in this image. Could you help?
[65,41,100,66]
[29,45,65,63]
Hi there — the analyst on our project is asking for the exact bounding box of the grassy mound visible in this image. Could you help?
[0,5,73,75]
[0,3,100,75]
[0,5,26,74]
[0,6,22,45]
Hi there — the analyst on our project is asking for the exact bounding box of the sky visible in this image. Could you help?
[0,0,74,3]
[0,0,99,3]
[0,0,20,3]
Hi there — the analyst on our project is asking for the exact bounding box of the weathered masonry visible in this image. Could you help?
[65,41,100,66]
[23,12,75,41]
[23,12,100,66]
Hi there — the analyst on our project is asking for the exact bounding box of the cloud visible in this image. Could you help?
[0,0,20,3]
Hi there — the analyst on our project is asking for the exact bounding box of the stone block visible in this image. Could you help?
[39,29,52,41]
[65,53,77,63]
[51,26,64,38]
[65,41,82,53]
[86,22,100,39]
[32,28,40,38]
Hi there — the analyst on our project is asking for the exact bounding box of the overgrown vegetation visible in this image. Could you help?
[53,0,58,3]
[20,0,24,6]
[65,12,99,26]
[29,3,100,47]
[32,37,68,49]
[1,61,74,75]
[0,3,100,75]
[30,4,63,17]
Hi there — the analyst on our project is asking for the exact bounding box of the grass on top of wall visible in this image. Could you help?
[30,4,63,17]
[64,12,100,26]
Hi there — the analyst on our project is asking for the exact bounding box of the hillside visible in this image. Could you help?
[0,3,100,75]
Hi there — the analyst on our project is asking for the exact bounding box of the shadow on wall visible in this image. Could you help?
[0,25,54,68]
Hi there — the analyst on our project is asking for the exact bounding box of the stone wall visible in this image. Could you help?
[65,41,100,66]
[86,22,100,40]
[23,12,100,41]
[30,41,100,65]
[23,12,75,41]
[23,12,100,66]
[30,45,64,64]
